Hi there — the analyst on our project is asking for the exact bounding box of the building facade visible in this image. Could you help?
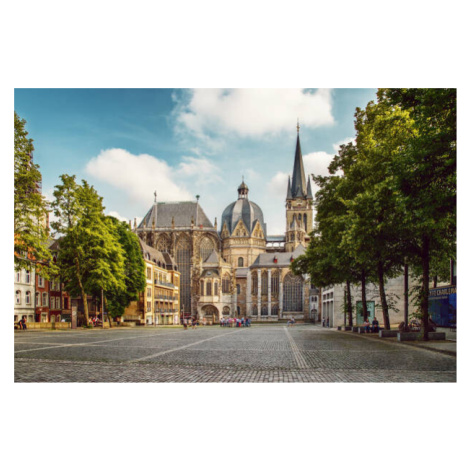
[134,127,315,323]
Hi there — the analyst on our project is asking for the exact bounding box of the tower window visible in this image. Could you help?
[238,257,244,267]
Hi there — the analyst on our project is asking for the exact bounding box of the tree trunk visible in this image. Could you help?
[75,256,89,326]
[404,263,409,327]
[421,235,430,341]
[377,260,391,330]
[104,296,112,328]
[361,269,368,323]
[346,279,353,326]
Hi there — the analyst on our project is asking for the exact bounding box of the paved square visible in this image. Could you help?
[14,325,456,382]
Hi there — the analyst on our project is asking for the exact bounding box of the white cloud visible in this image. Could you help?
[266,171,290,200]
[85,148,208,204]
[174,88,334,140]
[176,155,221,183]
[107,211,129,223]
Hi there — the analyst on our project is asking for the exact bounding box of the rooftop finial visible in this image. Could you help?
[154,190,157,203]
[297,118,300,134]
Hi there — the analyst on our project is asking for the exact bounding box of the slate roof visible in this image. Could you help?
[251,244,306,267]
[138,238,177,270]
[138,201,214,230]
[203,249,219,264]
[221,198,267,236]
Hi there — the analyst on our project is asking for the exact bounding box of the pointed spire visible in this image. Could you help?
[286,175,293,199]
[291,125,307,198]
[307,175,313,199]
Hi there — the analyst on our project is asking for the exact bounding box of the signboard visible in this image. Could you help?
[429,285,456,327]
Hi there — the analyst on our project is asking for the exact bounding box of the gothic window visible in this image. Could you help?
[176,236,191,313]
[261,305,268,316]
[304,214,307,231]
[223,306,230,316]
[157,236,171,253]
[252,305,258,316]
[238,257,244,267]
[222,274,231,293]
[16,290,21,304]
[200,237,214,262]
[271,270,279,295]
[261,271,268,295]
[214,282,218,296]
[271,304,279,316]
[283,273,303,312]
[252,272,258,295]
[206,281,212,296]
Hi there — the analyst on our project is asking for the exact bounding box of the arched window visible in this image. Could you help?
[252,305,258,316]
[271,304,279,316]
[238,257,244,267]
[222,274,231,293]
[223,306,230,316]
[261,271,268,295]
[304,213,307,231]
[271,270,279,295]
[15,271,21,282]
[252,272,258,295]
[25,270,30,284]
[176,236,191,313]
[16,290,21,304]
[25,291,31,305]
[261,305,268,316]
[200,237,214,262]
[283,273,303,312]
[157,236,171,253]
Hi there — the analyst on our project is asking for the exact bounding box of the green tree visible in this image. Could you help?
[14,112,55,276]
[104,216,146,320]
[51,175,126,326]
[379,88,456,339]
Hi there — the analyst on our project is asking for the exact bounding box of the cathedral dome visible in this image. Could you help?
[221,181,267,237]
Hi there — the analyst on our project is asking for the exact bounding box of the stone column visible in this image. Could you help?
[268,268,272,317]
[247,270,252,317]
[257,268,261,320]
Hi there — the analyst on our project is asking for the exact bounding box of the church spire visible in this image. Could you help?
[291,124,307,199]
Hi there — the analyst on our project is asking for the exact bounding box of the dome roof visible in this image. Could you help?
[221,198,267,236]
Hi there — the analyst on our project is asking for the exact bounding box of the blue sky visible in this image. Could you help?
[15,88,378,234]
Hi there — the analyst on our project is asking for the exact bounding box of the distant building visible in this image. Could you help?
[134,126,315,323]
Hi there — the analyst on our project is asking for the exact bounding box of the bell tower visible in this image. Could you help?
[285,121,313,252]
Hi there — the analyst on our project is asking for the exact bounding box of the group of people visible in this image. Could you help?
[363,317,380,333]
[220,317,251,327]
[182,318,200,330]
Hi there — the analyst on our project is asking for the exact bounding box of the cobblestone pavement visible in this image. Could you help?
[14,325,457,382]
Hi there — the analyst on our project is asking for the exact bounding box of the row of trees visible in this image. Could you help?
[14,113,146,326]
[292,89,456,340]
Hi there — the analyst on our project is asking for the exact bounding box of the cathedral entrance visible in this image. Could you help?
[201,305,219,324]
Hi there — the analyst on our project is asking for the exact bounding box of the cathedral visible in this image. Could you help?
[134,127,316,323]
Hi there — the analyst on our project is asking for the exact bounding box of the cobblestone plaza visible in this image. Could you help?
[14,325,456,382]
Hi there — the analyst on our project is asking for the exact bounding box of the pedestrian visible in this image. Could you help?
[371,317,379,333]
[363,318,371,333]
[322,318,325,327]
[183,319,188,330]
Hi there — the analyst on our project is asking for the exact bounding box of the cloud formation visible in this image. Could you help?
[174,89,335,141]
[85,148,219,205]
